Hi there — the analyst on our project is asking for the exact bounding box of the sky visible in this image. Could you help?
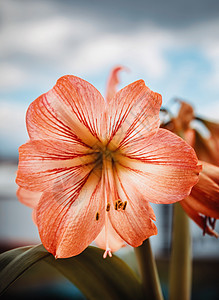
[0,0,219,158]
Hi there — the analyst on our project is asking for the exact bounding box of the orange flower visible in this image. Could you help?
[181,161,219,237]
[16,73,200,258]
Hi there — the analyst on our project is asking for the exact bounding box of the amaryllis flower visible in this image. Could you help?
[181,161,219,237]
[16,74,200,258]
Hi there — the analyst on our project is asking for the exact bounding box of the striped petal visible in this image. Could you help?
[27,75,105,147]
[16,187,41,208]
[36,170,105,258]
[105,162,157,247]
[109,171,157,247]
[16,139,98,192]
[116,129,201,204]
[95,221,126,252]
[107,80,162,151]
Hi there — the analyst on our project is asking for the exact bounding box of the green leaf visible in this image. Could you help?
[0,245,33,272]
[0,244,50,294]
[0,244,143,300]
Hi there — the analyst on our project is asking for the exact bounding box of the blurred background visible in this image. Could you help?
[0,0,219,299]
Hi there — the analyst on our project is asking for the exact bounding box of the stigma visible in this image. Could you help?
[103,248,112,259]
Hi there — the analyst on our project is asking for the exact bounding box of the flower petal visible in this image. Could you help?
[189,172,219,219]
[194,130,219,165]
[174,101,194,131]
[107,80,162,150]
[95,221,126,252]
[184,128,196,147]
[27,75,105,147]
[16,139,98,192]
[105,66,126,102]
[36,170,105,258]
[201,160,219,185]
[180,199,218,237]
[116,129,201,204]
[16,187,41,208]
[106,165,157,247]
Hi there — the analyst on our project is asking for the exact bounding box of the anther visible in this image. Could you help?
[122,201,127,210]
[106,203,110,212]
[96,212,100,221]
[118,202,123,209]
[115,201,118,210]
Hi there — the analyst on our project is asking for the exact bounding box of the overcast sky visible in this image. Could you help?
[1,0,219,158]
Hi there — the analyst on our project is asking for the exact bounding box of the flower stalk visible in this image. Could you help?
[134,239,164,300]
[169,202,192,300]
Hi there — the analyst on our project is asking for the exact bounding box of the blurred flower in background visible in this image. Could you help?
[161,99,219,238]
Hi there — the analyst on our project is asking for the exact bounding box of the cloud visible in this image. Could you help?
[198,100,219,121]
[0,63,29,89]
[0,101,28,157]
[64,27,171,78]
[1,0,219,83]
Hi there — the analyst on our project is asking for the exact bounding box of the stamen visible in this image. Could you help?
[115,201,118,210]
[118,202,123,209]
[95,212,100,221]
[106,202,110,212]
[123,201,127,210]
[114,199,127,211]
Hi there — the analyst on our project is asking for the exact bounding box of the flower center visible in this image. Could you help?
[93,147,127,258]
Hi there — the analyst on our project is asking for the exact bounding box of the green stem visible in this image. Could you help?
[169,202,192,300]
[134,239,164,300]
